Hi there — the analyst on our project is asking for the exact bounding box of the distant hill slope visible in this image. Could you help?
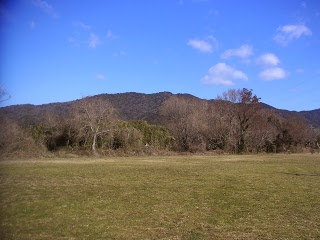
[299,109,320,127]
[99,92,173,122]
[259,103,320,127]
[1,92,320,127]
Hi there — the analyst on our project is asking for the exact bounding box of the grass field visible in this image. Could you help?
[0,154,320,239]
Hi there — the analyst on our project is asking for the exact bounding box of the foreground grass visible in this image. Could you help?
[0,154,320,239]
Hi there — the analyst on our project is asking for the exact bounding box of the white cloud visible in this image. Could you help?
[296,68,304,73]
[257,53,280,67]
[207,35,219,50]
[73,21,91,31]
[96,74,106,81]
[221,44,253,59]
[68,37,80,47]
[201,62,248,86]
[32,0,58,18]
[29,20,36,29]
[274,24,312,45]
[106,30,118,39]
[88,33,100,48]
[208,9,219,17]
[259,67,287,81]
[113,50,127,57]
[187,39,212,53]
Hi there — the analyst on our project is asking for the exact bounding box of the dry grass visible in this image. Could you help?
[1,154,320,239]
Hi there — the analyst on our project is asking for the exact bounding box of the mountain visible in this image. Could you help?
[98,92,173,123]
[1,92,320,127]
[259,103,320,127]
[298,109,320,127]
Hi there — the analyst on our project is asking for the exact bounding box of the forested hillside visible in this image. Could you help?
[2,92,320,126]
[1,90,319,157]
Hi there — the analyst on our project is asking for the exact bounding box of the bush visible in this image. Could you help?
[0,117,45,158]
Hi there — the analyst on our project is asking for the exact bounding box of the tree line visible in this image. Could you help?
[0,88,319,157]
[161,88,319,153]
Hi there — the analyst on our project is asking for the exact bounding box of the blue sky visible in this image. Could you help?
[1,0,319,111]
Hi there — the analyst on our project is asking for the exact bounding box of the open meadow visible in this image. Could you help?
[1,154,320,239]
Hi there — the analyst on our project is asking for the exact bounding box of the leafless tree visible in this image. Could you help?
[246,109,281,152]
[0,86,10,103]
[75,96,118,155]
[216,88,261,153]
[205,101,230,151]
[0,117,42,157]
[160,96,207,151]
[286,116,310,150]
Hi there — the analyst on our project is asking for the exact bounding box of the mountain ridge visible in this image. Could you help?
[1,91,320,127]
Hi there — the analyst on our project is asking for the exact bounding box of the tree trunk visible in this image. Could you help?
[92,133,97,154]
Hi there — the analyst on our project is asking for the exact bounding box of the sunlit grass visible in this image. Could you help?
[1,154,320,239]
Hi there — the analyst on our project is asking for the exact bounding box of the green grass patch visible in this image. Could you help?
[1,154,320,239]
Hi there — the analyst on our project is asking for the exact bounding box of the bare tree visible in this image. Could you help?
[216,88,261,153]
[75,96,117,155]
[205,101,230,151]
[0,116,42,157]
[246,109,281,152]
[160,96,207,151]
[285,116,310,151]
[0,86,11,103]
